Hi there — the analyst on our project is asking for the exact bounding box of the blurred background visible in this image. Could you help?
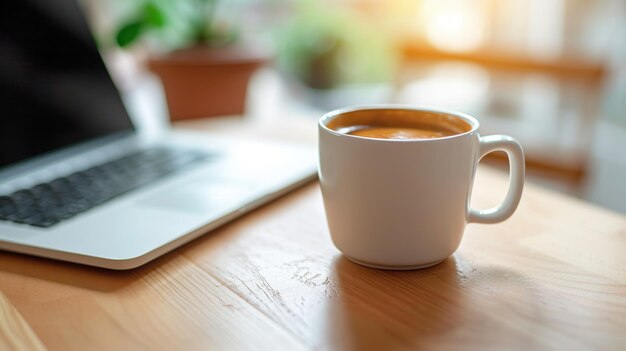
[82,0,626,213]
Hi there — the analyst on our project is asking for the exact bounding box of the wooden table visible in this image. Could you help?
[1,116,625,350]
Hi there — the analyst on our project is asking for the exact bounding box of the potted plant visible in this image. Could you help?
[274,0,396,110]
[115,0,268,120]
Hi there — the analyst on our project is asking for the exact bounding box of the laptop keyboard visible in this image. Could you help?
[0,148,210,228]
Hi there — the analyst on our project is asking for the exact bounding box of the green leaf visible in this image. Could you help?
[116,21,144,48]
[143,3,166,28]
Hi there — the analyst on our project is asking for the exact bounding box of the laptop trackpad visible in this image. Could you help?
[141,182,253,214]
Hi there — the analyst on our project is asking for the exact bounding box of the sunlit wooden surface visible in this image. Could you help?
[0,115,625,350]
[0,290,46,351]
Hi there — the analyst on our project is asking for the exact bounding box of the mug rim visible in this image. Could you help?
[319,105,480,142]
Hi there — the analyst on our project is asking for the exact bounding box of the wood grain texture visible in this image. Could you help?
[0,290,46,351]
[1,115,625,350]
[0,253,304,351]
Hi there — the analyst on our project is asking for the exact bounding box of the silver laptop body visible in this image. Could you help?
[0,0,316,269]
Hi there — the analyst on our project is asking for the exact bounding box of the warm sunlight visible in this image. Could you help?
[421,0,486,52]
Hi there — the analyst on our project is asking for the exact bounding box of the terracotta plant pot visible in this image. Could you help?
[148,44,267,120]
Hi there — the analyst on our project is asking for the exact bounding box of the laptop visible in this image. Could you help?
[0,0,317,269]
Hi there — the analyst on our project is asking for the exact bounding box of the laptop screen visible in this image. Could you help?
[0,0,134,169]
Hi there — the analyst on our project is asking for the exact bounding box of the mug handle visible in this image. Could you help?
[468,135,525,224]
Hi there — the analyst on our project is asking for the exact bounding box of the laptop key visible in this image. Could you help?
[0,148,210,228]
[0,196,16,216]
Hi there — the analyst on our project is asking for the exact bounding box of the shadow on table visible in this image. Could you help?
[0,249,180,292]
[326,255,541,350]
[325,256,466,350]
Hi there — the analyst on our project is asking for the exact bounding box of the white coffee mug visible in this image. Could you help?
[318,106,525,269]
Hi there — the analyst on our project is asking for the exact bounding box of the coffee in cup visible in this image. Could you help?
[327,108,471,140]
